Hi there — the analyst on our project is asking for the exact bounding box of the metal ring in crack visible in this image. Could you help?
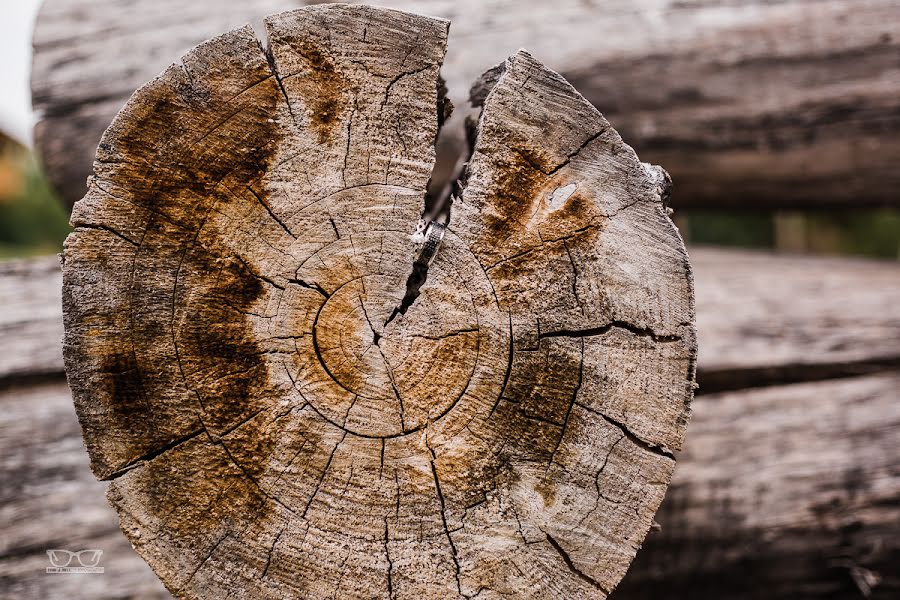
[61,5,696,599]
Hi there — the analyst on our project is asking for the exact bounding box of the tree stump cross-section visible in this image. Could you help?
[61,5,696,598]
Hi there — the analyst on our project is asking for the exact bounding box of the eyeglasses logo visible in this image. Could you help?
[46,549,105,573]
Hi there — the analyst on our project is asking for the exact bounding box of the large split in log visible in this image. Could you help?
[32,0,900,210]
[61,5,694,598]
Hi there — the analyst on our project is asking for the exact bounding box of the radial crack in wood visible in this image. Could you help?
[61,5,696,599]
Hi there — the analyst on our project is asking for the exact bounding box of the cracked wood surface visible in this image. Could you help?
[32,0,900,210]
[58,5,694,599]
[3,375,898,599]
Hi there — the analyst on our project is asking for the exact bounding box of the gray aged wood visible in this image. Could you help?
[3,374,898,599]
[691,247,900,392]
[32,0,900,210]
[59,5,694,598]
[620,373,900,599]
[0,258,64,384]
[0,382,170,600]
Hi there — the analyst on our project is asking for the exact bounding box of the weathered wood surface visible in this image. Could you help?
[5,248,899,390]
[32,0,900,210]
[2,374,897,599]
[619,373,900,599]
[59,5,694,598]
[691,247,900,392]
[0,258,64,385]
[0,382,170,600]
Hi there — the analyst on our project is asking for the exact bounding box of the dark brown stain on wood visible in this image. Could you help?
[484,147,547,236]
[177,251,271,430]
[99,350,159,458]
[425,336,586,514]
[481,144,605,246]
[484,338,584,467]
[110,427,271,543]
[98,65,285,229]
[90,52,294,537]
[543,191,601,235]
[287,40,350,145]
[474,345,586,513]
[503,338,581,435]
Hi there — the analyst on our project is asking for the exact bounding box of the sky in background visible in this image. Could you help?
[1,0,43,146]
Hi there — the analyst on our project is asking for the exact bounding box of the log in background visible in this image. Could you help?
[31,0,900,210]
[3,249,899,599]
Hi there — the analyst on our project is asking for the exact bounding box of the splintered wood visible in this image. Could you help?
[61,5,695,599]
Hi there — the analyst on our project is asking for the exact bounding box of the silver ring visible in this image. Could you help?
[414,222,446,267]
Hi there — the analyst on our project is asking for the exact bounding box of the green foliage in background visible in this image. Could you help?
[0,153,71,259]
[805,210,900,259]
[686,212,775,249]
[686,209,900,259]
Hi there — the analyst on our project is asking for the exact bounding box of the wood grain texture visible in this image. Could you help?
[619,373,900,599]
[690,247,900,392]
[0,258,64,384]
[32,0,900,209]
[59,5,693,598]
[3,375,897,599]
[0,381,169,600]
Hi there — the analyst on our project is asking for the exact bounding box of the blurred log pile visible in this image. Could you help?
[2,249,898,598]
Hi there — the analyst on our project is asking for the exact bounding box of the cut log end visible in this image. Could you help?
[61,5,695,598]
